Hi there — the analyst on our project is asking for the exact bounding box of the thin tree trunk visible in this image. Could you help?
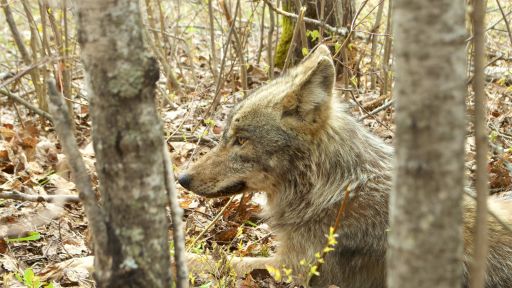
[75,1,171,287]
[369,0,385,90]
[469,0,489,286]
[388,0,466,287]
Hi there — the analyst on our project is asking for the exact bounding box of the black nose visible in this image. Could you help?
[177,173,192,190]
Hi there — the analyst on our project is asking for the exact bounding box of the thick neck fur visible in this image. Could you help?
[263,99,393,266]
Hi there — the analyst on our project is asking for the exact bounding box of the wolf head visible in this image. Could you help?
[178,45,336,198]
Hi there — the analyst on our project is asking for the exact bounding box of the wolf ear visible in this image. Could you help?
[282,46,335,124]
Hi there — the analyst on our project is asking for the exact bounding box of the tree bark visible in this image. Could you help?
[388,0,466,287]
[469,0,489,286]
[75,1,171,287]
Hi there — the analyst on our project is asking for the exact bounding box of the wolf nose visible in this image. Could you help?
[177,173,192,190]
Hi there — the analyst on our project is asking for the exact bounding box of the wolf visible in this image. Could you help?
[178,45,512,287]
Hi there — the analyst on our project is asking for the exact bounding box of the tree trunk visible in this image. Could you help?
[75,1,171,287]
[274,0,352,68]
[388,0,466,287]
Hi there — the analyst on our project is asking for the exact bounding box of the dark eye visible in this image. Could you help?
[234,136,248,146]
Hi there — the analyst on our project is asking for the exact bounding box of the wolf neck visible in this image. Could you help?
[266,102,393,229]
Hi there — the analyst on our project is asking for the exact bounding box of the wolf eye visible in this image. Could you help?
[234,136,248,146]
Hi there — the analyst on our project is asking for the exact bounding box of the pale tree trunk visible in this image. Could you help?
[388,0,466,287]
[75,1,171,287]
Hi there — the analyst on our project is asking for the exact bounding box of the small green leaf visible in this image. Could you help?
[306,30,320,42]
[203,118,216,127]
[6,231,41,243]
[302,47,309,57]
[24,268,35,285]
[15,272,23,282]
[335,43,342,54]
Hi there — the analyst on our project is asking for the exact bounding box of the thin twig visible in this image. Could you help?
[380,0,392,96]
[47,80,108,260]
[162,142,188,288]
[466,54,502,85]
[495,0,512,47]
[0,56,67,89]
[309,187,351,285]
[0,89,53,121]
[167,134,218,147]
[0,190,80,203]
[2,0,45,110]
[187,196,235,251]
[220,0,248,96]
[283,7,306,70]
[348,89,392,130]
[261,0,358,38]
[208,0,219,80]
[358,99,394,121]
[293,0,308,52]
[256,4,266,64]
[466,10,512,42]
[267,2,275,79]
[369,0,385,90]
[203,0,239,119]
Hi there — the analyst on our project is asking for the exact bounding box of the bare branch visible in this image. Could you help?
[0,190,80,203]
[163,142,188,288]
[0,89,53,121]
[262,0,351,37]
[47,80,108,258]
[495,0,512,47]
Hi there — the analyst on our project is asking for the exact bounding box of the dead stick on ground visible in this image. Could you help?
[187,195,235,251]
[0,190,80,203]
[358,99,394,121]
[163,142,188,288]
[47,80,108,260]
[0,89,53,121]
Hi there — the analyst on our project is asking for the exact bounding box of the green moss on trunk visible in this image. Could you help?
[274,1,294,69]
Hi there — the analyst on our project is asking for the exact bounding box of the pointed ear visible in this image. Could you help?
[302,44,331,63]
[282,53,335,124]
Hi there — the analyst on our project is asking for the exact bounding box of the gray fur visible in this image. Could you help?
[180,45,512,287]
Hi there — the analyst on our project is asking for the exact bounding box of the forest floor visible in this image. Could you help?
[0,1,511,287]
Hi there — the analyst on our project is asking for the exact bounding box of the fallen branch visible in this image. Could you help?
[167,134,218,147]
[187,195,235,251]
[0,190,80,203]
[362,94,389,111]
[358,99,394,120]
[0,89,53,121]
